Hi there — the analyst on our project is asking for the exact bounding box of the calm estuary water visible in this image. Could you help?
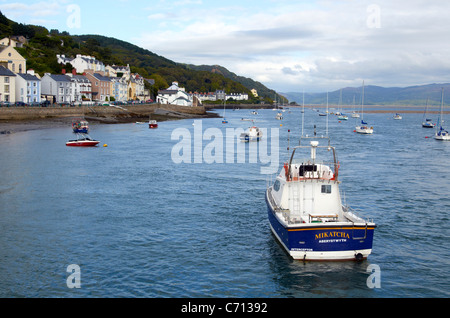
[0,107,449,298]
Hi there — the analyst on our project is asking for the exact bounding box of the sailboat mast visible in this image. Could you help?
[326,91,329,136]
[302,89,305,136]
[361,81,365,121]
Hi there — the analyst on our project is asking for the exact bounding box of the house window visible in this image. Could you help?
[4,77,9,83]
[321,185,332,194]
[4,85,9,93]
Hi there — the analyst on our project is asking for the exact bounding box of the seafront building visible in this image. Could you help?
[157,81,196,106]
[66,73,92,102]
[15,70,41,103]
[84,70,112,102]
[41,73,74,104]
[0,65,16,103]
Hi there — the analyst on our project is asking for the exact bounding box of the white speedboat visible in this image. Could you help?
[393,113,402,120]
[240,126,262,142]
[276,112,283,120]
[266,135,376,261]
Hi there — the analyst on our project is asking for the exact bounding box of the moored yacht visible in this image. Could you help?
[240,126,263,142]
[266,135,376,261]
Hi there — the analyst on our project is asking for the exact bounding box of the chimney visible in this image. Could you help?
[62,69,66,75]
[72,69,77,76]
[27,69,35,76]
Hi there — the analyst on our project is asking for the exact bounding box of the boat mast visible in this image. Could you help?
[326,91,329,136]
[302,89,305,137]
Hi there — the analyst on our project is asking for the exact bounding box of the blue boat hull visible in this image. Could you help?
[266,194,375,260]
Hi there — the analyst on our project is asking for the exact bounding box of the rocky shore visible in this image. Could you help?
[0,104,220,135]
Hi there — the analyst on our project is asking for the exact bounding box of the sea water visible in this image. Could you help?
[0,108,449,298]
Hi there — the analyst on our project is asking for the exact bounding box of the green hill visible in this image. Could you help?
[0,11,280,103]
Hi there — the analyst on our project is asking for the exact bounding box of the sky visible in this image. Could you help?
[1,0,450,93]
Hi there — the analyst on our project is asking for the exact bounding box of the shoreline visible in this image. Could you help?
[0,105,220,135]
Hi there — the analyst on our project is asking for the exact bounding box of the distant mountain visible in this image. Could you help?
[282,83,450,106]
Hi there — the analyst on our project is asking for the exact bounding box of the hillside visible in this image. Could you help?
[282,83,450,106]
[0,11,279,103]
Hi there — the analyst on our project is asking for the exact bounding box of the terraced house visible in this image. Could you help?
[41,73,73,104]
[15,70,41,103]
[84,70,111,102]
[0,65,16,103]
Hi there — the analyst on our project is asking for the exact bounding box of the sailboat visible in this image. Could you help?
[337,89,348,120]
[222,91,228,124]
[435,88,450,141]
[422,97,436,128]
[355,81,373,134]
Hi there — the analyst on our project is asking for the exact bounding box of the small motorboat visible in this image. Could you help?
[393,113,402,120]
[276,112,283,120]
[149,120,158,129]
[66,134,100,147]
[72,119,89,134]
[240,126,263,142]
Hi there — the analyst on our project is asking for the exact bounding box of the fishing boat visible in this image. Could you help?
[240,126,263,142]
[393,113,402,120]
[149,120,158,129]
[266,133,376,261]
[355,81,373,134]
[435,88,450,141]
[66,134,100,147]
[72,119,89,134]
[422,98,436,128]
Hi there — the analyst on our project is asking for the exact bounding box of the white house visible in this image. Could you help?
[0,65,16,103]
[67,74,92,102]
[56,54,105,74]
[157,81,194,106]
[15,70,41,103]
[106,64,130,78]
[41,73,74,104]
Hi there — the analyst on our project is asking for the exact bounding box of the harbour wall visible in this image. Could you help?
[0,104,207,121]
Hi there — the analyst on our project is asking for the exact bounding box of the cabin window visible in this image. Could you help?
[321,185,332,194]
[274,180,281,192]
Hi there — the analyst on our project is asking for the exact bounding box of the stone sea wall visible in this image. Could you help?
[0,104,207,121]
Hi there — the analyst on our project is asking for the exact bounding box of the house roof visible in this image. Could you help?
[47,74,72,82]
[0,65,16,76]
[17,73,40,81]
[91,73,111,81]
